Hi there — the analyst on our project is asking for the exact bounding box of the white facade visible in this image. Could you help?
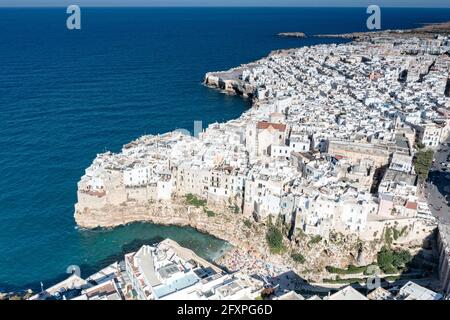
[157,179,173,200]
[418,122,445,148]
[124,240,263,300]
[123,166,150,187]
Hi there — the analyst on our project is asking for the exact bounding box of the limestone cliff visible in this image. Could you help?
[75,196,432,282]
[204,66,256,98]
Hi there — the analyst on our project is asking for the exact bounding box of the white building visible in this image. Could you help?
[123,165,150,187]
[124,239,263,300]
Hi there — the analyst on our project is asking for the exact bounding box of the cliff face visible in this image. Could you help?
[204,68,256,98]
[75,196,416,282]
[75,198,259,249]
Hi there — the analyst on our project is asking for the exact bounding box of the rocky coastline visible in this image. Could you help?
[315,20,450,40]
[75,195,432,283]
[277,32,307,38]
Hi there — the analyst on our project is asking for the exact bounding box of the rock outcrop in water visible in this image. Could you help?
[204,65,257,98]
[277,32,307,38]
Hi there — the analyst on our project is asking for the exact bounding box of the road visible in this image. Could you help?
[424,136,450,224]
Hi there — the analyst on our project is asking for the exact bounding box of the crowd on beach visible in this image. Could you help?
[217,247,288,280]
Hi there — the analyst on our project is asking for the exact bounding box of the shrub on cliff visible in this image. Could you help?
[266,225,285,254]
[291,253,305,264]
[392,226,408,241]
[384,227,393,247]
[308,235,322,245]
[326,265,367,274]
[204,209,216,217]
[243,219,253,229]
[185,193,207,208]
[323,277,364,285]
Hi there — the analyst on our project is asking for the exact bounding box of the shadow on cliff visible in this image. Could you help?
[254,230,442,299]
[358,229,441,296]
[262,270,337,298]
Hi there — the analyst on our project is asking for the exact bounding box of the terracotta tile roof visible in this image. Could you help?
[256,121,286,132]
[405,201,417,210]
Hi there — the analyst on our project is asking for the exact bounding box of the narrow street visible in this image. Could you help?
[424,137,450,224]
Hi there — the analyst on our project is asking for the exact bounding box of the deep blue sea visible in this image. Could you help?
[1,7,450,292]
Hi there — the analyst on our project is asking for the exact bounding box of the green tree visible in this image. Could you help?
[266,225,285,254]
[414,149,434,180]
[377,247,412,274]
[392,250,412,269]
[377,246,396,273]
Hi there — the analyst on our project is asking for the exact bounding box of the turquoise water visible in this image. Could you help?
[1,7,450,292]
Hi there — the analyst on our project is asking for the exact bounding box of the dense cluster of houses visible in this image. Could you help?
[76,34,450,242]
